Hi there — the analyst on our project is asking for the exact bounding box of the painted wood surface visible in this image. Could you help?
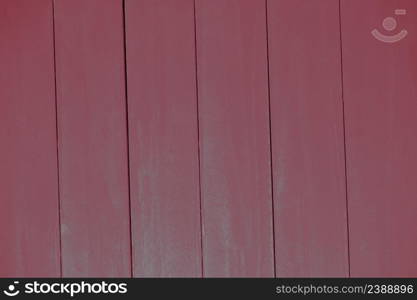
[267,0,349,277]
[125,0,202,277]
[195,0,274,277]
[0,0,60,277]
[341,0,417,277]
[1,0,417,278]
[54,0,131,277]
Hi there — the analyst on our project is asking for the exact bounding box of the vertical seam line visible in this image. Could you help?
[51,0,63,278]
[122,0,134,278]
[193,0,205,278]
[338,0,351,278]
[265,0,277,278]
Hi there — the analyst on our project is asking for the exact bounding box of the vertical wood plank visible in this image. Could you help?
[54,0,131,277]
[267,0,349,277]
[0,0,60,277]
[341,0,417,276]
[195,0,274,277]
[125,0,202,277]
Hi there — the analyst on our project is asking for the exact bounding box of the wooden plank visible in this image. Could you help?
[125,0,202,277]
[54,0,131,277]
[195,0,274,277]
[267,0,349,277]
[0,0,60,277]
[341,0,417,276]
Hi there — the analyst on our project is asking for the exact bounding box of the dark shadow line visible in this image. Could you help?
[193,0,205,278]
[338,0,351,278]
[122,0,134,278]
[265,0,277,278]
[51,0,63,278]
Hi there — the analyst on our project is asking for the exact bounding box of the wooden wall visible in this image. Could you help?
[0,0,416,277]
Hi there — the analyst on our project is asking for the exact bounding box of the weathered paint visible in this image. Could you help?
[0,0,60,277]
[341,0,417,277]
[268,0,349,277]
[125,0,202,277]
[196,0,275,277]
[54,0,131,277]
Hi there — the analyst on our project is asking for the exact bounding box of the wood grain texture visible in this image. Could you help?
[341,0,417,277]
[54,0,131,277]
[268,0,349,277]
[0,0,60,277]
[195,0,274,277]
[125,0,202,277]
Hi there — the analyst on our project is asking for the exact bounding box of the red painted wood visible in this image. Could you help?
[0,0,60,277]
[268,0,349,277]
[125,0,202,277]
[196,0,274,277]
[341,0,417,277]
[54,0,131,277]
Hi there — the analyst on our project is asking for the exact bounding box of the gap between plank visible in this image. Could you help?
[122,0,134,278]
[51,0,63,278]
[338,0,351,278]
[193,0,205,278]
